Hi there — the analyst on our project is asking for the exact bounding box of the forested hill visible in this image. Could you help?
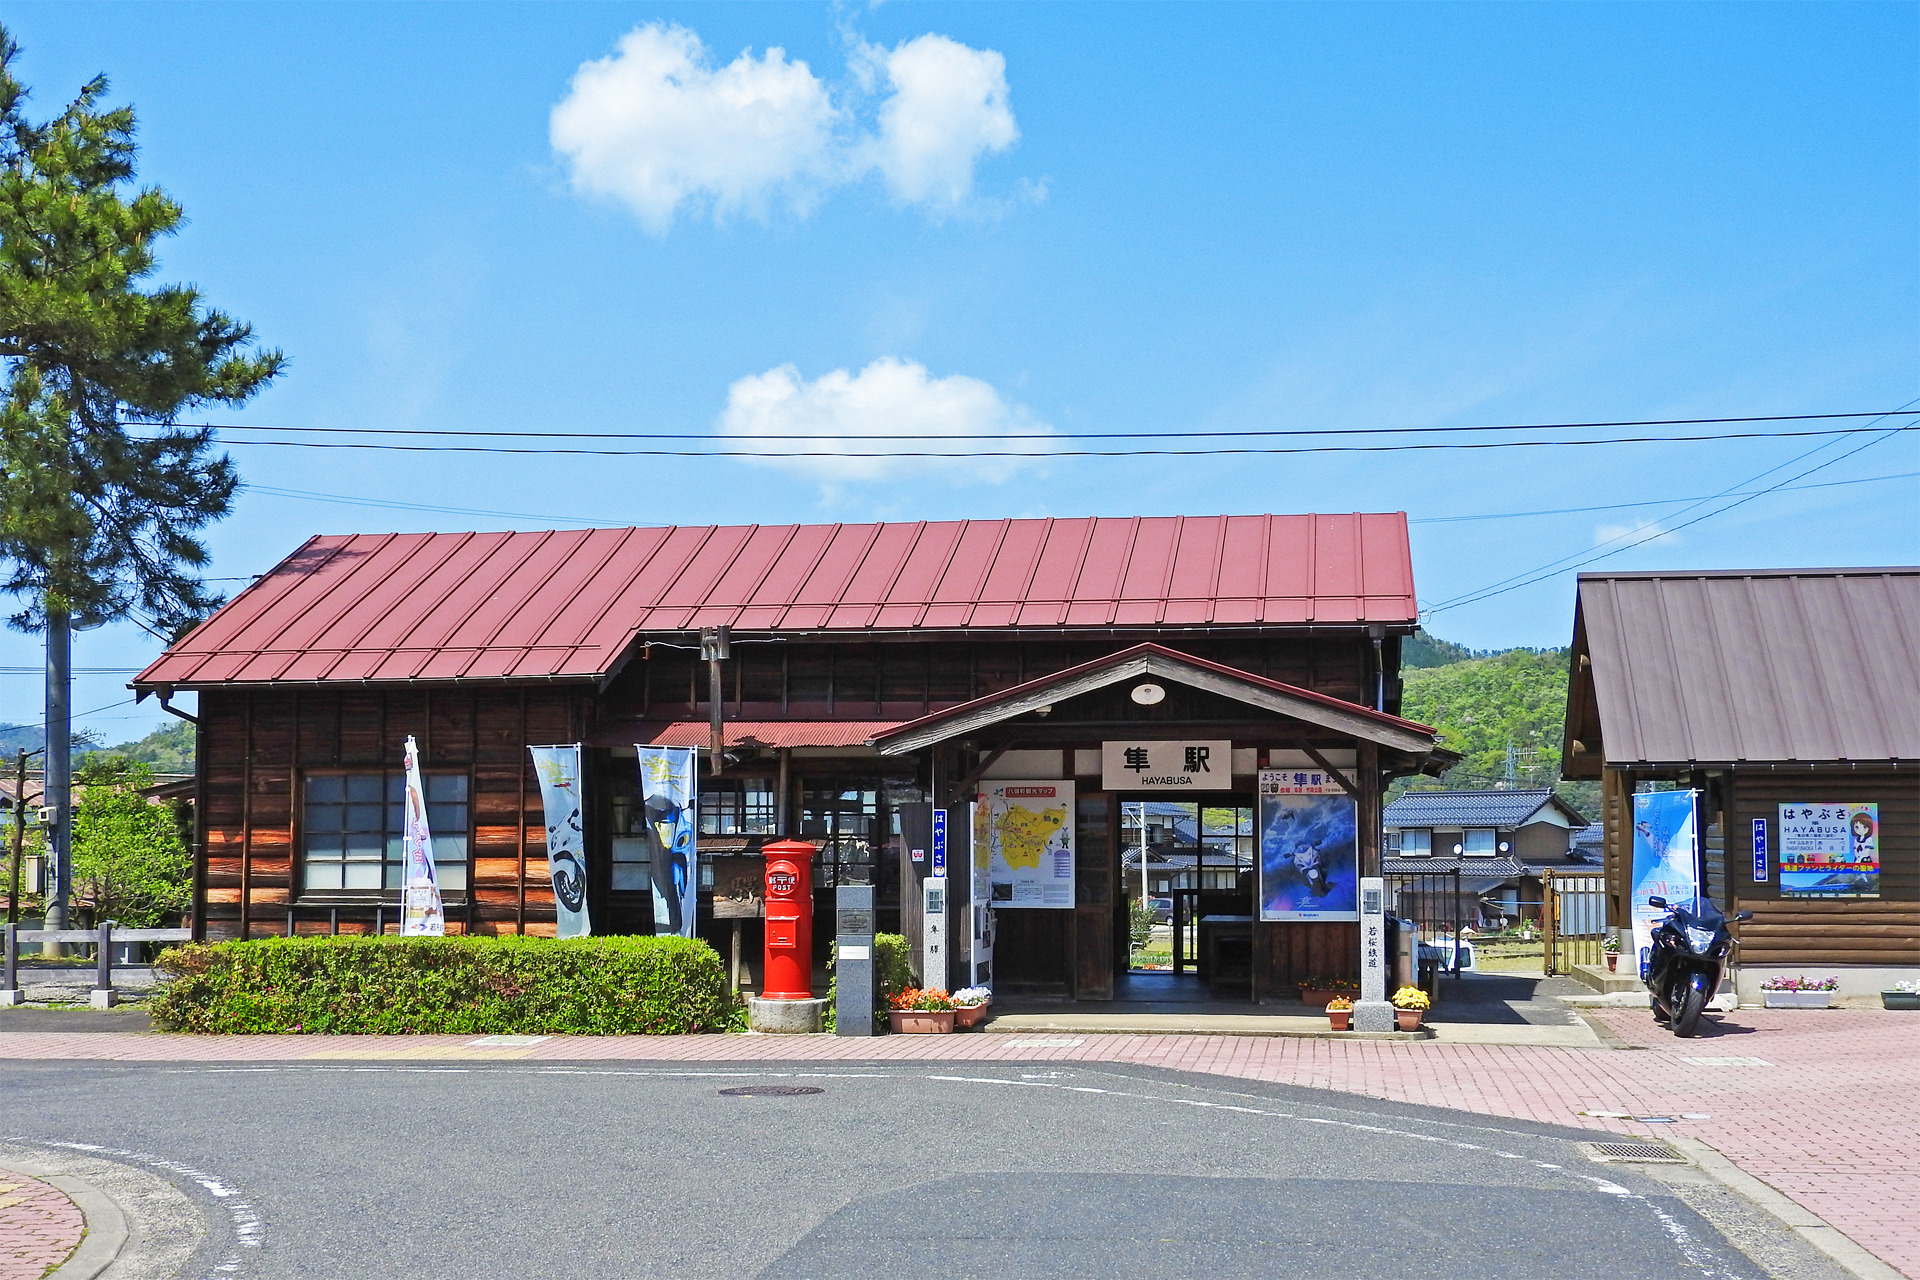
[0,719,195,773]
[1394,633,1596,819]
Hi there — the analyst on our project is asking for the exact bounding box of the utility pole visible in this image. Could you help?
[43,609,70,955]
[701,627,730,777]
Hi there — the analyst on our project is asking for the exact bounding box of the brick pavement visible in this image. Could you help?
[0,1008,1913,1276]
[0,1167,83,1280]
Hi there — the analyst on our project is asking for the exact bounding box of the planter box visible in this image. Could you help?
[1326,1009,1352,1031]
[889,1010,955,1034]
[1394,1008,1425,1031]
[1882,992,1920,1011]
[953,1004,989,1029]
[1762,990,1832,1009]
[1300,988,1356,1008]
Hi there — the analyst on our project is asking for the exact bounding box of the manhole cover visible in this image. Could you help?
[718,1085,824,1097]
[1585,1142,1686,1163]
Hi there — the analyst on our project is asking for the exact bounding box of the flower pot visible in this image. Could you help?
[889,1010,955,1034]
[1605,954,1619,972]
[953,1004,989,1029]
[1326,1009,1352,1031]
[1882,992,1920,1011]
[1394,1008,1425,1031]
[1762,991,1832,1009]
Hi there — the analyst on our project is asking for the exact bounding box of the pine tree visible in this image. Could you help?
[0,28,283,932]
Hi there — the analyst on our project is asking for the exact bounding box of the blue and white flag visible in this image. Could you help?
[529,745,591,938]
[399,735,445,936]
[1629,789,1699,978]
[636,746,699,938]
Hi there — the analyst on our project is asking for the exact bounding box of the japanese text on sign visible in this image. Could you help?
[1100,740,1233,791]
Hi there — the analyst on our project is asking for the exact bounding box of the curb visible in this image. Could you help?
[0,1160,129,1280]
[1664,1136,1908,1280]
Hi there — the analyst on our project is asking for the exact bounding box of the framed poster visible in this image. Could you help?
[1258,770,1358,922]
[1779,803,1879,898]
[973,781,1075,909]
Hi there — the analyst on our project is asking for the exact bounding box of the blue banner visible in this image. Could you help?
[1629,789,1698,978]
[636,747,699,937]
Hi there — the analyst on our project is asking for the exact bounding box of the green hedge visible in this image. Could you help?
[150,934,734,1035]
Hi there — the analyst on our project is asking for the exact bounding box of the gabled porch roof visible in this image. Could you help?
[871,642,1455,770]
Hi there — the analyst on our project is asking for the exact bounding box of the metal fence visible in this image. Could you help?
[1385,867,1468,993]
[1542,869,1607,976]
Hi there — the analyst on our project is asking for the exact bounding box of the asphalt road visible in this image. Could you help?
[0,1056,1854,1280]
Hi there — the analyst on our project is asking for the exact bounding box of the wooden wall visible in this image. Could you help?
[197,686,589,941]
[1728,768,1918,967]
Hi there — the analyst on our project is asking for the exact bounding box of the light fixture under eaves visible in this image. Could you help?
[1131,683,1167,706]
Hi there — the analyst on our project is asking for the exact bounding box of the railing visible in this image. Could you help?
[1385,867,1467,994]
[1542,869,1607,976]
[1,921,193,1007]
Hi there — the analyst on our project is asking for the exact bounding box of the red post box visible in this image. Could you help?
[760,840,816,1000]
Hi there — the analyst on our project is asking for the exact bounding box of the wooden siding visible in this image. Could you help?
[1729,768,1917,967]
[197,687,587,940]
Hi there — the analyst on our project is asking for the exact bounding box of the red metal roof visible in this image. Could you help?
[134,514,1417,688]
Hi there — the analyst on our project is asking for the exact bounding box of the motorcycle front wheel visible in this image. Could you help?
[1673,978,1710,1037]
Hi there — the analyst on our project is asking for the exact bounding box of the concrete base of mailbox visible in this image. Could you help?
[748,996,826,1034]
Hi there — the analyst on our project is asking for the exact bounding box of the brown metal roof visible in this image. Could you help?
[1564,568,1920,772]
[133,514,1417,689]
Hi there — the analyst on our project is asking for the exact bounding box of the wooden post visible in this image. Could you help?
[1357,741,1382,878]
[730,919,742,992]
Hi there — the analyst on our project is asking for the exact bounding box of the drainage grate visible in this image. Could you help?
[1585,1142,1686,1164]
[718,1085,824,1097]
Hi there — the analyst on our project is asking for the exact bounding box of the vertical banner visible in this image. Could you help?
[528,745,591,938]
[399,735,445,936]
[636,746,699,937]
[1629,789,1699,977]
[974,781,1074,908]
[1257,769,1359,922]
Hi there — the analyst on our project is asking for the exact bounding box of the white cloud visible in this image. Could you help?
[866,35,1018,209]
[1593,519,1680,548]
[717,357,1055,485]
[551,24,1021,232]
[550,24,842,233]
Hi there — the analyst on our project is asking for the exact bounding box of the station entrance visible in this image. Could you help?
[1120,797,1258,997]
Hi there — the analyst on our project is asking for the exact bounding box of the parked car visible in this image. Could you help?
[1150,897,1174,923]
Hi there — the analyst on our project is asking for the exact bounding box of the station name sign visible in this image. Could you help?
[1100,740,1233,791]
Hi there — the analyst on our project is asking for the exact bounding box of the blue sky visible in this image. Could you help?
[4,2,1916,742]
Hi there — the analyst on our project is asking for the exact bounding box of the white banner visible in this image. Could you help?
[637,747,699,937]
[529,745,592,938]
[399,735,445,936]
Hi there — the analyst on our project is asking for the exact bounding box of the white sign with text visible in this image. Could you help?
[1101,740,1233,791]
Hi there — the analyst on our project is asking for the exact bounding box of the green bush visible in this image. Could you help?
[150,934,734,1035]
[875,932,913,997]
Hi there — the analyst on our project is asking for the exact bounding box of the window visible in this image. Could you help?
[1463,828,1498,857]
[302,773,468,894]
[1396,828,1431,857]
[698,779,777,836]
[799,784,879,888]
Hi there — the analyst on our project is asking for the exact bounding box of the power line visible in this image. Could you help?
[1425,407,1917,615]
[1407,471,1917,523]
[136,407,1920,442]
[199,424,1916,459]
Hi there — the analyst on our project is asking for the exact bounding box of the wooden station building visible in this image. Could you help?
[132,514,1455,1001]
[1562,567,1919,1000]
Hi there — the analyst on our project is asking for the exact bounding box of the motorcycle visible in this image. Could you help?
[1643,895,1751,1037]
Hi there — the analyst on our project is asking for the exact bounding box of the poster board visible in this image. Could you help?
[1257,769,1358,922]
[1779,803,1879,898]
[1629,789,1698,975]
[709,855,765,919]
[973,781,1075,909]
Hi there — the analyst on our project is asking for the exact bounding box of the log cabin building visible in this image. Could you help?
[1562,568,1919,1002]
[132,514,1457,1002]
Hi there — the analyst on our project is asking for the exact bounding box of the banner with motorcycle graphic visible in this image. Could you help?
[1629,789,1699,980]
[636,746,699,938]
[399,735,446,936]
[529,745,592,938]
